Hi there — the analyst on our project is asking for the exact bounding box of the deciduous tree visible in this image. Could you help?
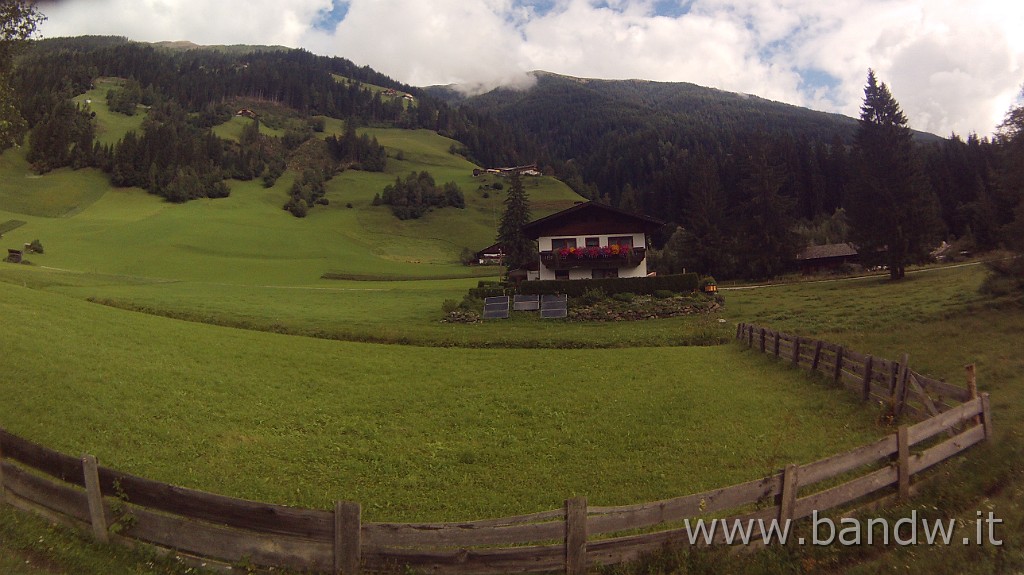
[0,0,44,151]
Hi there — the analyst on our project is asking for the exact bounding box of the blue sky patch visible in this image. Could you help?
[798,68,841,92]
[651,0,694,18]
[314,1,349,32]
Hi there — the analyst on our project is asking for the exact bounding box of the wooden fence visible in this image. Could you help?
[0,329,992,575]
[735,322,980,422]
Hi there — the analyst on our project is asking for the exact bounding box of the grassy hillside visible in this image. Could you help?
[71,77,146,146]
[0,123,581,285]
[0,148,110,217]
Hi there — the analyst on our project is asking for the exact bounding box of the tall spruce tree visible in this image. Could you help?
[848,70,941,280]
[496,171,534,270]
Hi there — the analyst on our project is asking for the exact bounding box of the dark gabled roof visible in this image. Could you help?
[796,242,859,261]
[521,201,665,239]
[476,242,504,255]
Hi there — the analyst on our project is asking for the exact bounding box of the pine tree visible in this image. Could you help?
[496,172,534,271]
[848,70,941,280]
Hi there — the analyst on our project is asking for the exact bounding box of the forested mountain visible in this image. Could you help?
[6,37,1019,280]
[429,72,1013,280]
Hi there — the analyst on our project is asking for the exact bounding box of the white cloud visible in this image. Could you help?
[37,0,1024,135]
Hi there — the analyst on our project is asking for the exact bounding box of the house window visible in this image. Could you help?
[592,268,618,279]
[608,236,633,248]
[555,270,570,280]
[585,237,600,247]
[551,238,577,250]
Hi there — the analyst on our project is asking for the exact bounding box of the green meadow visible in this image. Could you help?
[1,104,1022,573]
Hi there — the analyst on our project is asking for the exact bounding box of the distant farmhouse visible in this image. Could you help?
[473,165,541,177]
[475,242,504,265]
[795,242,860,274]
[522,201,664,281]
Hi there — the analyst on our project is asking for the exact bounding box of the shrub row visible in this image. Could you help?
[518,273,700,298]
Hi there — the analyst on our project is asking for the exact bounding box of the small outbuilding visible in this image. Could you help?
[795,242,859,274]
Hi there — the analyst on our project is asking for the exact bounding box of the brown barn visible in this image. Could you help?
[795,243,860,274]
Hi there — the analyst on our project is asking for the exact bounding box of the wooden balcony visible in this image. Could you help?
[540,247,646,270]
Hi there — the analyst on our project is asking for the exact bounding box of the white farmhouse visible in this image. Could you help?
[522,201,664,281]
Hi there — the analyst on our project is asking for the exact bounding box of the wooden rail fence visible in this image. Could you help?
[735,323,980,422]
[0,329,992,574]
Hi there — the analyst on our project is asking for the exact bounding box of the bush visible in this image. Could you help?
[28,239,44,254]
[612,292,635,303]
[459,295,483,311]
[468,287,510,299]
[441,299,460,313]
[653,289,675,299]
[579,286,607,305]
[285,199,308,218]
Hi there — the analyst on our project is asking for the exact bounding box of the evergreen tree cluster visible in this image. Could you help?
[325,121,386,172]
[373,171,465,220]
[107,101,228,201]
[25,98,95,172]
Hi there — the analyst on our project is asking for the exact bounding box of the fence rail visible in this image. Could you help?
[0,326,992,574]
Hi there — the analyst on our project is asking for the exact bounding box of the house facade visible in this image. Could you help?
[521,202,664,281]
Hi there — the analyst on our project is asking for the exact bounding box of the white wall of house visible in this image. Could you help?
[537,232,647,280]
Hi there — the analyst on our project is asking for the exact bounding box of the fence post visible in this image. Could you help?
[773,332,781,358]
[759,328,767,353]
[833,346,845,384]
[778,464,799,523]
[736,323,743,340]
[748,325,754,347]
[966,364,980,426]
[981,393,993,440]
[893,354,911,418]
[861,355,874,402]
[565,497,588,575]
[897,427,910,501]
[791,337,801,366]
[335,501,361,575]
[82,454,109,543]
[811,340,823,372]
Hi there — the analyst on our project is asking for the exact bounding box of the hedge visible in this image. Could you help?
[518,273,699,297]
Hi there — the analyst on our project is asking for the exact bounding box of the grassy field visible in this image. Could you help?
[0,278,885,522]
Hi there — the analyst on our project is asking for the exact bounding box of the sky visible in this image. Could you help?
[36,0,1024,137]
